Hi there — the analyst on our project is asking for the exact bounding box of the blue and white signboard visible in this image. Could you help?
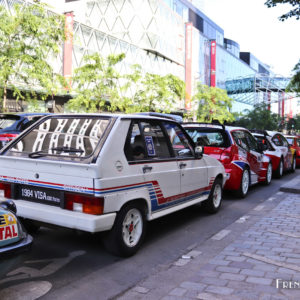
[145,136,156,156]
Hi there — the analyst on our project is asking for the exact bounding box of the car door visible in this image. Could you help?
[232,130,262,184]
[125,120,181,213]
[162,122,208,199]
[272,134,290,169]
[244,130,264,184]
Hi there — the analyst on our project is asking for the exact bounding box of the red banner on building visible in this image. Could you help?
[210,40,216,87]
[185,23,193,110]
[63,12,74,89]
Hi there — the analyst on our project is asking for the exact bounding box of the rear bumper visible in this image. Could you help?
[15,200,116,233]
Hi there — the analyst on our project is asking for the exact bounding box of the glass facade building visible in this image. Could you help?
[3,0,292,114]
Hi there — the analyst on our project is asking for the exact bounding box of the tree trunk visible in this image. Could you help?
[3,82,7,112]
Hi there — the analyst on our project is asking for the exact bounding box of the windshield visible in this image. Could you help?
[185,128,230,148]
[5,116,111,161]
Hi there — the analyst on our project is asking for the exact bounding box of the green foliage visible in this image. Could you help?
[265,0,300,20]
[234,103,280,130]
[0,2,66,111]
[123,65,185,113]
[193,84,234,124]
[69,53,125,112]
[287,59,300,95]
[70,57,185,113]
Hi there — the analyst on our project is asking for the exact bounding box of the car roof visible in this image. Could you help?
[42,113,181,123]
[252,132,265,137]
[182,122,247,132]
[0,113,49,117]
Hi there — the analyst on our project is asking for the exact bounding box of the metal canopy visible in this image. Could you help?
[224,73,296,106]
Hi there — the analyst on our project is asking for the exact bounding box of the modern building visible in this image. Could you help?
[2,0,295,115]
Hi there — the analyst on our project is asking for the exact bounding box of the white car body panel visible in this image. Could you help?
[0,114,226,233]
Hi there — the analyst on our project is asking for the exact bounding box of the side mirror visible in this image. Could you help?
[195,145,204,158]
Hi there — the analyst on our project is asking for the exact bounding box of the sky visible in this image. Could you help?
[201,0,300,77]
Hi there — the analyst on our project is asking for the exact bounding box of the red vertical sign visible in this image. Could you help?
[210,40,216,87]
[281,92,285,117]
[63,12,74,89]
[185,23,193,110]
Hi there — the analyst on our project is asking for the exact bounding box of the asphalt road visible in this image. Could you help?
[0,170,298,300]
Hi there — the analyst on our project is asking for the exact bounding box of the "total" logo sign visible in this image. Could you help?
[0,224,18,241]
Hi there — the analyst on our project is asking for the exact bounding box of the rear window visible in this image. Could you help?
[0,115,20,130]
[185,128,230,148]
[286,137,294,145]
[5,116,111,162]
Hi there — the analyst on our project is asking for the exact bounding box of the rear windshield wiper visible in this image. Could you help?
[51,147,84,153]
[28,147,84,159]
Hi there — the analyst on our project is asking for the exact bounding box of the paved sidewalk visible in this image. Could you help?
[117,189,300,299]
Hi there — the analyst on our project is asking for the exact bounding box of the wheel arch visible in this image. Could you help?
[118,198,149,220]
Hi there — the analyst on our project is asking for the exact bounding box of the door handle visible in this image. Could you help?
[143,165,152,173]
[179,162,187,169]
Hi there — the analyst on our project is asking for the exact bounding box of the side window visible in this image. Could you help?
[163,122,194,158]
[140,121,171,159]
[124,122,146,161]
[272,134,283,146]
[232,131,250,151]
[244,131,259,151]
[124,121,172,161]
[280,135,288,147]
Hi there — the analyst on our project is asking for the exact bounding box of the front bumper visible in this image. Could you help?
[0,233,33,255]
[15,200,116,233]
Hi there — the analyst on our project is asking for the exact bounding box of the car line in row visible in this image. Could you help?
[0,112,297,256]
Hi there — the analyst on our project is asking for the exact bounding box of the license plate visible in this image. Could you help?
[17,185,64,206]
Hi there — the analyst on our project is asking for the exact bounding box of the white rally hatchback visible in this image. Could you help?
[0,114,226,256]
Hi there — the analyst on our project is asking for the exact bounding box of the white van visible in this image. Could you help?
[0,114,226,256]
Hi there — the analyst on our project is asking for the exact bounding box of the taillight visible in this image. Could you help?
[0,133,18,143]
[220,148,232,164]
[64,192,104,215]
[0,182,12,198]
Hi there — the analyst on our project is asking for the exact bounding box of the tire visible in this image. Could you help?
[202,178,223,214]
[291,156,296,173]
[264,163,272,185]
[236,168,250,198]
[104,202,146,257]
[20,218,40,234]
[275,158,284,178]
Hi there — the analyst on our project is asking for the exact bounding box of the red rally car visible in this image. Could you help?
[251,131,296,178]
[284,134,300,167]
[183,123,272,198]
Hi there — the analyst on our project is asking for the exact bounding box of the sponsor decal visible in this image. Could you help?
[145,136,156,156]
[0,214,18,241]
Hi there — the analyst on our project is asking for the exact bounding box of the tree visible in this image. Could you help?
[287,60,300,95]
[234,103,280,130]
[265,1,300,98]
[193,84,234,123]
[69,53,125,112]
[265,0,300,20]
[0,2,66,111]
[123,64,185,113]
